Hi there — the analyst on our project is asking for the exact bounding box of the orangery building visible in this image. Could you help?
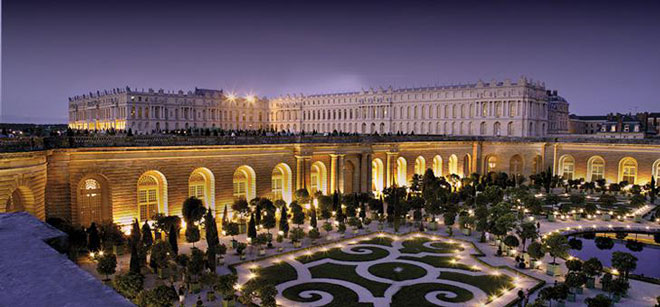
[1,135,659,228]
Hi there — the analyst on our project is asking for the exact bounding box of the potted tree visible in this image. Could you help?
[150,241,172,279]
[96,253,117,282]
[290,228,305,248]
[322,222,333,240]
[255,233,271,256]
[527,241,545,270]
[543,233,569,276]
[503,235,520,257]
[308,227,321,243]
[214,273,238,307]
[583,257,603,289]
[188,247,205,293]
[348,217,361,234]
[565,271,587,300]
[225,222,239,249]
[231,198,249,234]
[236,242,247,260]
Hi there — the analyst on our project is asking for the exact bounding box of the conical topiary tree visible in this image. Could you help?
[204,210,219,269]
[141,221,153,248]
[310,207,318,229]
[168,224,178,255]
[279,205,289,237]
[248,213,257,240]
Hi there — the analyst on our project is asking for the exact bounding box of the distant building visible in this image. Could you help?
[68,87,269,134]
[546,90,569,134]
[569,115,607,134]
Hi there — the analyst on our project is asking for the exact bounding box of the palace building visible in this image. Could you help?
[68,87,269,134]
[69,77,569,137]
[1,135,659,228]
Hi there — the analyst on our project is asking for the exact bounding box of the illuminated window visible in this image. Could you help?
[396,157,407,186]
[559,155,575,180]
[619,158,637,184]
[138,175,159,221]
[486,156,497,173]
[414,156,426,175]
[372,158,384,193]
[432,155,443,177]
[448,154,459,175]
[587,156,605,182]
[509,155,523,175]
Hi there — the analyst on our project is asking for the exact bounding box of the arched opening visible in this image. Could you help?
[233,165,256,201]
[587,156,605,182]
[432,155,443,177]
[137,171,168,222]
[414,156,426,175]
[310,161,328,195]
[189,167,215,212]
[396,157,407,186]
[463,154,471,176]
[509,155,523,176]
[272,163,293,204]
[78,177,111,227]
[4,187,34,214]
[372,158,384,193]
[618,157,637,184]
[493,122,501,136]
[448,154,459,175]
[485,155,497,173]
[558,155,575,180]
[653,159,660,184]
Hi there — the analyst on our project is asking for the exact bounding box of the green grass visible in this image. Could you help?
[391,283,474,306]
[398,255,478,272]
[437,271,513,296]
[282,282,374,307]
[309,263,391,297]
[358,236,394,247]
[399,237,463,254]
[368,262,427,281]
[296,246,390,264]
[255,262,298,286]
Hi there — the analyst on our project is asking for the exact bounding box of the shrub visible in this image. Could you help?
[308,228,321,240]
[188,247,205,276]
[113,272,144,299]
[96,253,117,280]
[584,294,612,307]
[135,285,177,307]
[289,228,305,243]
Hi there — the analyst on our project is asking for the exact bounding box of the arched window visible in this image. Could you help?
[653,159,660,184]
[507,122,514,136]
[494,122,501,136]
[480,122,486,135]
[310,161,328,195]
[618,157,637,184]
[272,163,293,204]
[558,155,575,180]
[414,156,426,175]
[463,154,471,176]
[509,155,523,175]
[372,158,384,193]
[137,171,167,222]
[485,155,497,173]
[79,179,103,226]
[233,165,256,201]
[532,155,542,174]
[587,156,605,182]
[189,167,215,211]
[396,157,407,186]
[432,155,443,177]
[448,154,459,175]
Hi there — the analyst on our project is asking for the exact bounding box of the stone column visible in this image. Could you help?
[365,154,372,193]
[386,152,398,187]
[330,154,338,193]
[360,153,368,193]
[295,155,309,190]
[338,154,346,193]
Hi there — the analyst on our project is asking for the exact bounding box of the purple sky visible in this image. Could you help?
[2,0,659,123]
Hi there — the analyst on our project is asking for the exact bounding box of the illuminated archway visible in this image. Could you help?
[77,175,111,226]
[463,154,471,176]
[233,165,257,201]
[484,155,497,173]
[4,186,34,214]
[272,163,293,204]
[372,158,384,193]
[618,157,637,184]
[653,159,660,184]
[137,170,168,222]
[189,167,215,212]
[509,155,523,176]
[586,156,605,182]
[448,154,458,175]
[558,155,575,180]
[310,161,328,195]
[432,155,443,177]
[414,156,426,175]
[396,157,407,186]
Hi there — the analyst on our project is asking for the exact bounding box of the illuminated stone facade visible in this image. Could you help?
[270,77,567,137]
[1,136,659,226]
[69,77,570,137]
[68,87,269,134]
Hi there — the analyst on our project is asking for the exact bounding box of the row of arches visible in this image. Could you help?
[558,156,660,184]
[368,154,469,190]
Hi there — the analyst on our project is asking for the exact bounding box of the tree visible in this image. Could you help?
[214,273,238,298]
[261,206,276,234]
[149,241,171,275]
[611,251,637,281]
[295,188,310,204]
[543,233,569,265]
[310,207,318,228]
[503,235,520,250]
[565,259,583,272]
[182,197,206,224]
[185,224,200,246]
[97,253,117,281]
[232,198,249,218]
[517,221,538,252]
[135,285,177,307]
[204,210,219,269]
[141,221,153,248]
[290,202,305,228]
[112,272,144,300]
[221,205,229,226]
[565,271,587,292]
[545,194,561,212]
[584,294,612,307]
[259,283,278,307]
[528,241,545,261]
[188,247,205,277]
[248,213,257,240]
[583,257,603,280]
[87,222,101,252]
[279,205,289,237]
[475,203,489,242]
[168,224,178,255]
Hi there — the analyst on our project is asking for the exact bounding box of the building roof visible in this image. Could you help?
[569,115,608,121]
[0,212,133,307]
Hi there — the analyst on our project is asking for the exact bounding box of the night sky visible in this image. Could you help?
[2,0,659,123]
